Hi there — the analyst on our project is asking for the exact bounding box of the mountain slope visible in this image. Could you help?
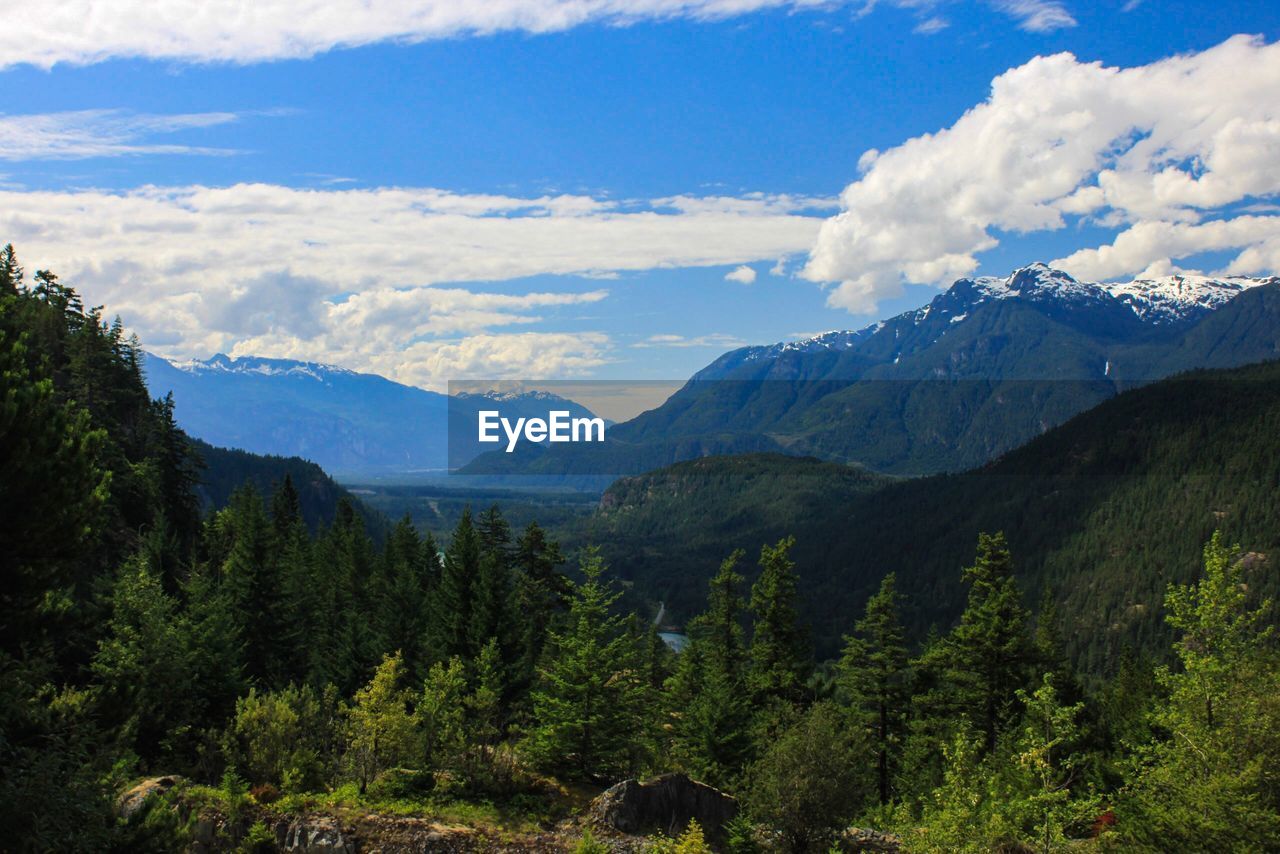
[468,264,1280,478]
[144,353,597,478]
[567,359,1280,670]
[193,439,379,534]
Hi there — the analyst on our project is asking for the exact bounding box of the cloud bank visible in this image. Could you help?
[803,35,1280,313]
[4,0,1073,68]
[1,183,822,386]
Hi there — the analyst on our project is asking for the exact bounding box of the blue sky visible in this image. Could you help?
[2,0,1279,385]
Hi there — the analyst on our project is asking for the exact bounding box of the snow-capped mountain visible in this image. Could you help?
[1106,273,1277,324]
[546,262,1280,478]
[143,353,601,477]
[707,264,1275,379]
[170,353,355,381]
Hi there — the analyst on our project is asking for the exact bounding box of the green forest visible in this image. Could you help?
[3,247,1280,852]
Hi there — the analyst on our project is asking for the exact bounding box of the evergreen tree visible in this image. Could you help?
[1116,533,1280,850]
[524,548,649,781]
[748,537,811,704]
[430,509,480,662]
[373,516,437,683]
[511,521,569,704]
[744,701,869,853]
[419,657,467,772]
[666,550,754,789]
[219,485,285,686]
[940,532,1033,753]
[345,653,418,794]
[838,572,910,806]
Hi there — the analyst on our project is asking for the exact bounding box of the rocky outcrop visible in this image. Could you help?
[589,773,737,844]
[117,775,185,820]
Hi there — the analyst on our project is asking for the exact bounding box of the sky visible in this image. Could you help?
[2,0,1279,388]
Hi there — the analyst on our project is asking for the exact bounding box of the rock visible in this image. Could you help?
[116,775,185,820]
[589,772,738,844]
[278,816,356,852]
[837,826,902,852]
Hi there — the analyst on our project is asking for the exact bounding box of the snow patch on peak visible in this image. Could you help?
[1104,274,1277,323]
[174,354,354,380]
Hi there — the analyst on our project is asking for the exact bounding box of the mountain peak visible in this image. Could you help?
[1103,273,1279,324]
[171,353,355,380]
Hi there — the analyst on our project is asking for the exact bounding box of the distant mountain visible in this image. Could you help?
[466,264,1280,477]
[143,353,598,478]
[566,359,1280,670]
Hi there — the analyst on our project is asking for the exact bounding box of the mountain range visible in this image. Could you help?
[141,353,597,478]
[144,264,1280,484]
[464,264,1280,477]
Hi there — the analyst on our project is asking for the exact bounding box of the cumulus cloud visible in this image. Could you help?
[0,109,244,160]
[725,264,757,284]
[1,182,821,384]
[4,0,1079,68]
[803,35,1280,314]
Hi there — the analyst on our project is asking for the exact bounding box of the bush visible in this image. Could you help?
[223,684,338,793]
[744,701,869,853]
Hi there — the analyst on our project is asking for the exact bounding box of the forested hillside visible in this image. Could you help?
[577,360,1280,669]
[192,439,381,535]
[4,247,1280,853]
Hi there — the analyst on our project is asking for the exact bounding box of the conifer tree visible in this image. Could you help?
[838,572,910,806]
[941,532,1033,753]
[219,485,285,686]
[511,521,569,702]
[525,548,649,781]
[430,509,480,662]
[345,653,418,794]
[373,516,437,684]
[1117,533,1280,849]
[666,550,754,789]
[748,537,811,704]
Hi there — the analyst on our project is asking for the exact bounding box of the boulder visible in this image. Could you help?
[277,816,355,852]
[117,775,185,821]
[590,772,737,843]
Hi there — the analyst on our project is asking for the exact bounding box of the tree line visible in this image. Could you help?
[2,247,1279,852]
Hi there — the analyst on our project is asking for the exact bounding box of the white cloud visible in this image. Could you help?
[725,264,757,284]
[1,182,821,384]
[803,35,1280,313]
[635,332,747,348]
[0,109,244,160]
[0,0,839,68]
[4,0,1079,68]
[990,0,1075,32]
[913,16,949,34]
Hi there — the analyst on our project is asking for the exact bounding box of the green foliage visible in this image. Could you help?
[524,548,651,781]
[838,572,910,806]
[645,819,714,853]
[345,653,419,793]
[418,657,467,771]
[223,684,338,793]
[744,701,869,853]
[749,537,812,704]
[931,532,1033,754]
[667,550,755,789]
[1113,533,1280,851]
[1008,674,1101,853]
[573,825,611,854]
